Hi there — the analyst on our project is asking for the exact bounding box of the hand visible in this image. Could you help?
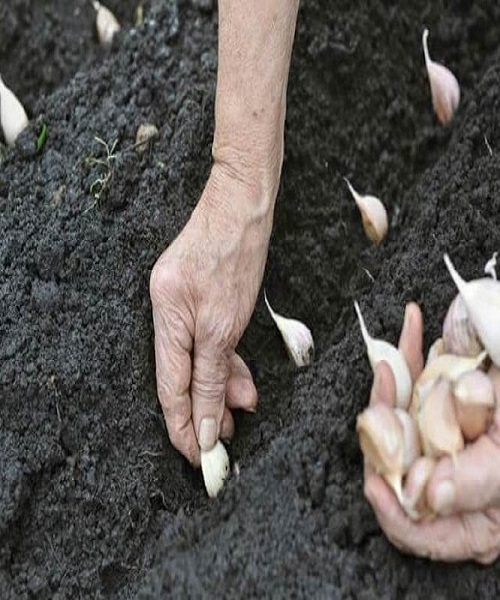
[363,303,500,563]
[150,165,275,466]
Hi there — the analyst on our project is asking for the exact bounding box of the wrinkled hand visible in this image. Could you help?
[150,166,274,466]
[364,303,500,563]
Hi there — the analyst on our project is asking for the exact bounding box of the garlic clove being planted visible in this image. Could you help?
[0,75,29,146]
[356,403,405,505]
[426,337,445,366]
[92,1,121,47]
[403,456,436,521]
[418,378,464,460]
[453,370,495,441]
[354,301,412,409]
[264,292,314,367]
[394,408,421,474]
[422,28,460,125]
[344,178,388,244]
[201,440,230,498]
[444,253,500,366]
[442,293,483,357]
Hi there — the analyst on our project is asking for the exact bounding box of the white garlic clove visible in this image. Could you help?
[442,293,483,357]
[418,378,464,460]
[444,253,500,366]
[354,301,412,409]
[0,75,29,146]
[344,178,388,244]
[356,403,405,505]
[200,440,230,498]
[135,123,159,154]
[409,350,487,419]
[93,1,121,47]
[426,337,445,366]
[403,456,436,521]
[264,292,314,367]
[422,28,460,125]
[453,370,495,442]
[394,408,421,474]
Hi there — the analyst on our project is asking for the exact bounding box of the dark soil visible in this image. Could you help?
[1,0,500,598]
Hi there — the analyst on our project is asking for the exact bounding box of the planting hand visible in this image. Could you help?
[150,0,299,465]
[364,303,500,563]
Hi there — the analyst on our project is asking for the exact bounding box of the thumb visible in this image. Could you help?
[427,435,500,516]
[191,344,229,451]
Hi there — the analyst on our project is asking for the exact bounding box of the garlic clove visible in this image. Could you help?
[135,123,159,154]
[418,378,464,459]
[426,337,445,366]
[422,28,460,125]
[403,456,436,521]
[444,253,500,366]
[344,178,388,244]
[409,350,487,419]
[200,440,230,498]
[92,1,121,47]
[453,370,495,441]
[354,301,412,409]
[442,293,483,357]
[264,292,314,367]
[0,75,29,146]
[394,408,421,474]
[356,403,405,505]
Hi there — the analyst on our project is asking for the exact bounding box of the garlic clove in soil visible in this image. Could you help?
[422,28,460,125]
[344,178,388,244]
[354,301,412,410]
[135,123,159,154]
[264,292,314,367]
[403,456,436,521]
[0,75,29,146]
[444,253,500,366]
[418,378,464,460]
[426,337,445,366]
[92,1,121,47]
[453,370,495,442]
[442,293,483,357]
[356,403,405,505]
[394,408,421,474]
[201,440,230,498]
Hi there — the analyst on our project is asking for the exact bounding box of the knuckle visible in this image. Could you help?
[150,261,181,305]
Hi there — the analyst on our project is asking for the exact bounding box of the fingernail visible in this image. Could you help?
[198,417,218,451]
[433,480,456,516]
[402,304,413,338]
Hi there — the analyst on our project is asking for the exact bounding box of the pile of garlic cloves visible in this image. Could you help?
[356,253,499,521]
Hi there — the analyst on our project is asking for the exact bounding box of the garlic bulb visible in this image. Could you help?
[201,440,230,498]
[354,301,412,409]
[403,456,436,521]
[344,178,388,244]
[444,253,500,366]
[426,337,445,366]
[264,292,314,367]
[442,293,483,357]
[356,404,405,505]
[418,378,464,459]
[0,75,28,146]
[422,28,460,125]
[92,1,121,47]
[394,408,421,473]
[453,370,495,441]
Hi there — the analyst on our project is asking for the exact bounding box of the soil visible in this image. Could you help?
[1,0,500,598]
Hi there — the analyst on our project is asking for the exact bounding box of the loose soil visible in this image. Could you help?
[1,0,500,598]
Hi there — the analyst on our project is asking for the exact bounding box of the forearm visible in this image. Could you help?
[212,0,300,205]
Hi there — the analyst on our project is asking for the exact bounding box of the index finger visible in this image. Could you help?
[398,302,424,384]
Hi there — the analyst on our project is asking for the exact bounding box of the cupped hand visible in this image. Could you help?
[363,303,500,563]
[150,165,275,466]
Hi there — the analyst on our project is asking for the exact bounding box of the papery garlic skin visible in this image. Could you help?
[93,1,121,47]
[422,28,460,125]
[442,294,483,357]
[403,456,436,521]
[0,76,29,146]
[264,293,314,367]
[200,441,230,498]
[426,337,445,366]
[444,253,500,366]
[453,370,495,441]
[394,408,421,473]
[344,178,388,244]
[354,301,412,409]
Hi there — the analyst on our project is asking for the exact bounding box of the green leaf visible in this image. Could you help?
[36,123,48,152]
